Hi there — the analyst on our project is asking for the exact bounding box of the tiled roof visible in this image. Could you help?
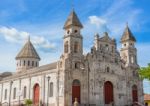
[16,38,40,60]
[1,62,57,81]
[121,25,136,42]
[63,10,83,29]
[144,94,150,100]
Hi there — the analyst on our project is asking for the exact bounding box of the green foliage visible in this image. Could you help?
[139,63,150,80]
[25,99,33,106]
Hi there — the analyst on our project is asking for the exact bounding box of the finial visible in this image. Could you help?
[71,0,75,10]
[126,22,128,27]
[27,35,30,42]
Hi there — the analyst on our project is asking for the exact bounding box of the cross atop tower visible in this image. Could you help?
[126,22,128,27]
[27,35,30,42]
[71,0,74,10]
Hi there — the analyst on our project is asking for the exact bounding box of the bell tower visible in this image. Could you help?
[120,24,138,67]
[16,37,40,72]
[58,10,87,106]
[63,10,83,58]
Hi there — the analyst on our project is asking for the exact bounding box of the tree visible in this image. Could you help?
[139,63,150,80]
[25,99,33,106]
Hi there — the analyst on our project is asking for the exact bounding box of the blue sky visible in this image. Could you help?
[0,0,150,93]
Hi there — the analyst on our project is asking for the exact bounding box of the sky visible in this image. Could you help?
[0,0,150,93]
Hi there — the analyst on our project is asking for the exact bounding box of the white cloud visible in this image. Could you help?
[86,0,142,38]
[89,16,106,27]
[0,26,56,52]
[0,26,29,43]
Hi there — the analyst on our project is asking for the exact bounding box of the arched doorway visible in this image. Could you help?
[33,84,40,105]
[72,79,81,104]
[104,81,114,104]
[132,85,138,102]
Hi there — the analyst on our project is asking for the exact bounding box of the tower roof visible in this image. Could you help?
[16,38,40,60]
[121,25,136,42]
[63,10,83,29]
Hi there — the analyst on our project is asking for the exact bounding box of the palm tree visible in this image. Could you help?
[139,63,150,80]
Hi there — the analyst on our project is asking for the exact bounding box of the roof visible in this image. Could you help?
[144,94,150,101]
[16,38,40,60]
[121,25,136,42]
[1,62,57,81]
[63,10,83,29]
[0,72,12,78]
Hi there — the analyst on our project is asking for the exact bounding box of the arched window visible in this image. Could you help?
[131,56,134,63]
[28,61,30,66]
[4,89,7,100]
[105,44,109,51]
[20,60,21,66]
[24,60,25,66]
[124,43,126,47]
[67,30,70,34]
[35,62,37,67]
[74,30,78,33]
[13,88,16,99]
[49,82,53,97]
[106,67,110,72]
[74,42,79,53]
[64,41,69,53]
[24,86,27,98]
[75,62,80,69]
[32,61,34,66]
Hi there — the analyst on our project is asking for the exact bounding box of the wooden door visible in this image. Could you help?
[72,80,80,104]
[34,84,40,105]
[132,85,138,102]
[104,81,113,104]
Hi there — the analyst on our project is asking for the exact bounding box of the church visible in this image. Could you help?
[0,10,144,106]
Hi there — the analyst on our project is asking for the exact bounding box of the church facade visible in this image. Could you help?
[0,10,144,106]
